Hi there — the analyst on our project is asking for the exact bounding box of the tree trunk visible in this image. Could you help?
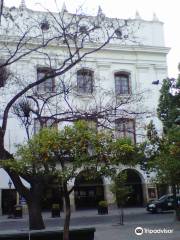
[0,129,12,159]
[63,183,71,240]
[0,133,45,230]
[7,169,46,230]
[28,198,45,230]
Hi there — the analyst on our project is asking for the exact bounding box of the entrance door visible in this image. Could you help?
[74,172,104,209]
[2,189,17,215]
[41,186,63,211]
[117,169,143,207]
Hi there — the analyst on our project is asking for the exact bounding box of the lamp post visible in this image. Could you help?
[8,179,12,189]
[152,78,176,86]
[8,179,13,218]
[152,80,160,85]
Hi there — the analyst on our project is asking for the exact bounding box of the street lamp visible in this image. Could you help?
[152,80,160,85]
[152,78,176,86]
[8,179,13,218]
[8,179,12,189]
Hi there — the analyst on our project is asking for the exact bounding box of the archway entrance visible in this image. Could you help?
[41,185,63,211]
[117,169,143,207]
[2,189,17,214]
[74,172,104,209]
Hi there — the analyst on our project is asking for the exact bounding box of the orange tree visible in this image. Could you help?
[2,121,139,240]
[0,5,132,230]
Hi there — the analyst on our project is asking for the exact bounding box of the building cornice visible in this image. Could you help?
[95,44,170,55]
[0,34,170,55]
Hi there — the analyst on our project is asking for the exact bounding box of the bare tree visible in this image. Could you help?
[12,70,147,233]
[0,2,142,230]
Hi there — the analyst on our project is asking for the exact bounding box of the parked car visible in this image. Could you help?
[146,194,180,213]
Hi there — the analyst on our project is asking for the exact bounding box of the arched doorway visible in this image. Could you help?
[2,189,16,214]
[41,186,63,211]
[41,180,63,211]
[74,172,104,209]
[117,169,143,207]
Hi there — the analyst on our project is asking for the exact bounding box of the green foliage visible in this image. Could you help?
[0,127,58,176]
[142,70,180,187]
[143,121,180,185]
[52,204,60,209]
[0,120,139,183]
[98,200,108,207]
[157,78,180,133]
[154,126,180,185]
[139,121,162,169]
[110,172,132,206]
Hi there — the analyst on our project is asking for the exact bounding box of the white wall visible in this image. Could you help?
[0,7,169,191]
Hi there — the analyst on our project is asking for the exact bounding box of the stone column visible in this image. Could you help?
[142,183,148,206]
[104,184,116,209]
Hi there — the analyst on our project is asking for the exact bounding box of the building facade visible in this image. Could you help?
[0,1,169,214]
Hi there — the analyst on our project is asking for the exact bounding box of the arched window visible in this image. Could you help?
[115,28,122,39]
[79,25,88,34]
[115,72,130,95]
[115,118,136,143]
[37,67,55,93]
[77,69,94,94]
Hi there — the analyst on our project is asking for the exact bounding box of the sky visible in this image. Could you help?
[4,0,180,78]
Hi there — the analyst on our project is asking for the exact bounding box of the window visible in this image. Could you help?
[115,118,136,143]
[34,117,57,134]
[115,29,122,39]
[79,25,87,34]
[115,72,130,95]
[37,68,55,93]
[77,69,94,94]
[40,19,50,31]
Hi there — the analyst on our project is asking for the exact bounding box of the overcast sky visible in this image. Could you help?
[4,0,180,78]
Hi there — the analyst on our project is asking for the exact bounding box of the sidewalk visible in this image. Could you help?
[0,207,145,222]
[0,208,179,240]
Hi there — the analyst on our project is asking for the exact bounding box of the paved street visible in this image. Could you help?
[0,208,179,240]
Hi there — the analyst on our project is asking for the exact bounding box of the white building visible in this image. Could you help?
[0,1,169,214]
